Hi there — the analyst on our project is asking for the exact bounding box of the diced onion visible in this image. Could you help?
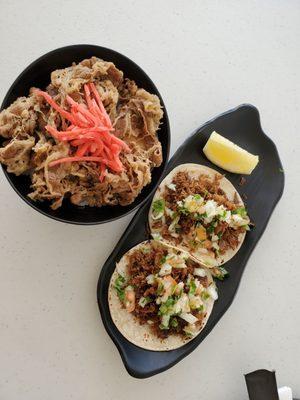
[173,294,190,314]
[151,211,164,220]
[180,312,198,324]
[193,267,206,277]
[138,297,148,308]
[161,314,170,328]
[146,274,155,284]
[159,263,172,276]
[151,232,162,241]
[167,183,176,191]
[207,284,218,300]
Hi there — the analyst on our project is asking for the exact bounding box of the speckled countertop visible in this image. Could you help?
[0,1,299,399]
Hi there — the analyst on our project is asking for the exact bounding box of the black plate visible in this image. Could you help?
[97,104,284,378]
[0,44,170,224]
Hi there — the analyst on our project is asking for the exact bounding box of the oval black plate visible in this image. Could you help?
[97,104,284,378]
[0,44,170,224]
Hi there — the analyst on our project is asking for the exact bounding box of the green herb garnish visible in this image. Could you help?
[207,223,215,234]
[202,189,208,199]
[232,207,247,217]
[114,274,126,301]
[189,280,197,295]
[201,291,210,301]
[152,199,165,215]
[158,297,175,315]
[160,255,167,264]
[183,330,193,337]
[178,206,189,215]
[214,266,229,281]
[170,317,179,328]
[242,224,251,231]
[195,212,208,221]
[139,296,152,308]
[157,282,164,295]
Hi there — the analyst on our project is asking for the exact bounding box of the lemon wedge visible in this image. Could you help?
[203,131,259,174]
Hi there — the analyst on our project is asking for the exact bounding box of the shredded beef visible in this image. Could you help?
[219,227,244,251]
[167,171,237,210]
[179,215,195,234]
[0,57,163,209]
[161,171,245,255]
[125,245,202,339]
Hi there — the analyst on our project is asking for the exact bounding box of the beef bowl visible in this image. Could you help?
[0,45,170,224]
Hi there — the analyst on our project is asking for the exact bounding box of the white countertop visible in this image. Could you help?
[0,1,299,399]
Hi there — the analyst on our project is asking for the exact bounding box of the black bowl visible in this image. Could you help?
[0,45,170,224]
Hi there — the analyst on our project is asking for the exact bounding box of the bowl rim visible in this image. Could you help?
[0,44,170,225]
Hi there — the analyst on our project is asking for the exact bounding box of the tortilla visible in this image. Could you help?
[149,163,247,267]
[108,240,216,351]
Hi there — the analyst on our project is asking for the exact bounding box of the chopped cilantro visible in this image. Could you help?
[242,224,251,231]
[201,291,210,301]
[178,206,189,215]
[195,212,208,221]
[202,189,208,199]
[207,223,215,234]
[139,296,152,308]
[152,199,165,215]
[158,297,175,315]
[194,194,201,200]
[157,282,164,295]
[183,329,193,337]
[114,274,126,301]
[232,207,247,217]
[214,266,229,281]
[160,255,167,264]
[189,280,197,295]
[165,297,175,307]
[217,210,227,220]
[170,317,178,328]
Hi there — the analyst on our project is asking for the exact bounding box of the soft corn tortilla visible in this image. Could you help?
[108,240,215,351]
[149,164,246,267]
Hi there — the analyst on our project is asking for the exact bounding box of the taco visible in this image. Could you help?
[149,164,250,273]
[108,240,217,351]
